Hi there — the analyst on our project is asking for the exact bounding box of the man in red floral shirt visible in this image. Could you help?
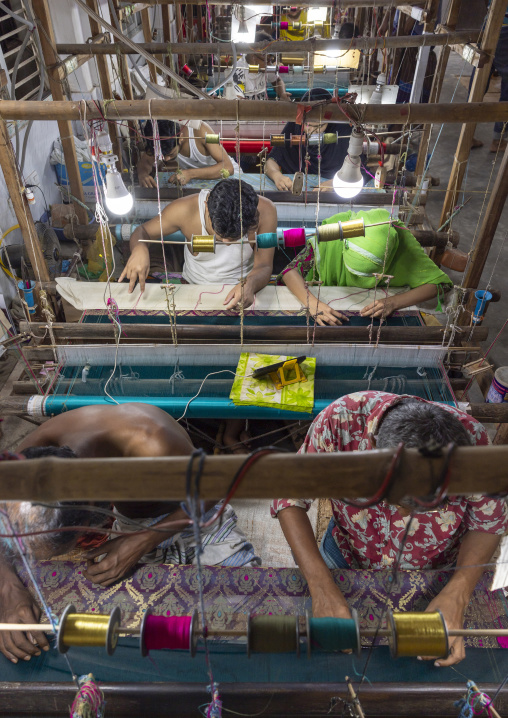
[272,391,508,667]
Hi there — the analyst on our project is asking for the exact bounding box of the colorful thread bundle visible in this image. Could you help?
[70,674,105,718]
[455,681,495,718]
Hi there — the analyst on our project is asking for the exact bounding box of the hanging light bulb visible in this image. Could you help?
[333,128,365,199]
[237,6,249,34]
[96,130,133,216]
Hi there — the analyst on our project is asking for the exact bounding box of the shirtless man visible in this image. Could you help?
[0,403,258,663]
[118,178,277,311]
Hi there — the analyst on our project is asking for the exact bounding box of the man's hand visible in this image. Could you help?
[84,533,154,587]
[311,299,348,326]
[311,583,352,619]
[0,585,49,662]
[360,296,399,320]
[168,169,193,186]
[279,91,292,101]
[224,283,255,311]
[273,174,294,192]
[139,175,157,188]
[418,594,468,667]
[118,244,150,293]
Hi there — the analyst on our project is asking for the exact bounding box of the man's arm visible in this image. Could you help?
[0,552,49,662]
[421,530,501,667]
[223,196,277,310]
[137,152,157,188]
[118,196,192,293]
[265,158,293,191]
[277,507,351,618]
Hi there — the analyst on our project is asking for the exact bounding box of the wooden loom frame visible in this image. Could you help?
[0,3,508,713]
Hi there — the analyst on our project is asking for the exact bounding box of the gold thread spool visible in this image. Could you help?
[317,222,342,242]
[270,134,286,147]
[314,21,324,34]
[389,611,449,659]
[291,22,302,30]
[248,64,260,73]
[323,133,337,145]
[313,64,325,74]
[341,218,366,239]
[247,615,300,657]
[205,134,220,145]
[58,604,121,656]
[191,235,216,253]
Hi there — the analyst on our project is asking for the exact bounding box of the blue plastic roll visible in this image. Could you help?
[18,280,35,315]
[472,290,493,324]
[41,395,330,419]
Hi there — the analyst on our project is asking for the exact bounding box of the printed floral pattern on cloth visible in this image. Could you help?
[271,391,508,569]
[230,353,316,413]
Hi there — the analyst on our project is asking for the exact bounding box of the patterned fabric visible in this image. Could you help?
[14,562,507,648]
[271,391,508,569]
[230,353,316,413]
[113,504,260,567]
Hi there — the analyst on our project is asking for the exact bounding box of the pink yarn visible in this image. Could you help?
[498,636,508,648]
[144,615,192,651]
[278,65,289,73]
[280,21,289,29]
[283,227,306,248]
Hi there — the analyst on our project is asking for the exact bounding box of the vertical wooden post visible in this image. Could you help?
[176,3,186,66]
[161,3,172,69]
[32,0,88,225]
[414,0,463,180]
[141,7,157,83]
[437,0,507,250]
[86,0,122,168]
[111,0,135,102]
[462,143,508,290]
[0,120,50,283]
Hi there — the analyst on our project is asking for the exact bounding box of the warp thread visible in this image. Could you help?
[143,615,192,651]
[70,674,105,718]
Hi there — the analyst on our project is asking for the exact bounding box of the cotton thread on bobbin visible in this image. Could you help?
[58,604,121,656]
[283,227,307,248]
[192,235,216,253]
[140,610,198,656]
[247,615,300,656]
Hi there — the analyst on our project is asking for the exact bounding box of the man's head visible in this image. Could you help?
[142,119,181,162]
[206,179,260,242]
[286,6,303,20]
[9,446,108,559]
[339,22,360,39]
[246,31,276,66]
[375,399,472,449]
[301,88,332,134]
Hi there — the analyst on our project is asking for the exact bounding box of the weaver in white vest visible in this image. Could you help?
[120,179,277,310]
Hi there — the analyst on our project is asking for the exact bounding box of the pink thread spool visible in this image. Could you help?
[140,609,198,656]
[279,21,289,29]
[283,227,307,248]
[278,65,289,74]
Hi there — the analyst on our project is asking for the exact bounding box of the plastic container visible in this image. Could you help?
[53,162,106,202]
[486,367,508,403]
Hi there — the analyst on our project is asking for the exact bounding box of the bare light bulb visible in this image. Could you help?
[333,129,365,199]
[104,168,134,216]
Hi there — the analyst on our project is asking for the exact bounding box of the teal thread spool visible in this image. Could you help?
[247,615,300,657]
[256,232,278,249]
[306,610,361,657]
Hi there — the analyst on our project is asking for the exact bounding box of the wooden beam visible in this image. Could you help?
[1,444,508,501]
[54,30,482,56]
[0,121,50,284]
[19,321,489,345]
[118,2,150,20]
[119,0,425,6]
[0,99,507,124]
[161,3,172,69]
[462,142,508,289]
[437,0,508,246]
[141,7,157,84]
[31,0,88,225]
[52,34,108,81]
[85,0,122,168]
[0,682,507,718]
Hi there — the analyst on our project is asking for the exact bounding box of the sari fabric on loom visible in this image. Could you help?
[15,562,507,650]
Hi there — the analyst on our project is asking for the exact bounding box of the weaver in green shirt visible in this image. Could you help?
[280,208,453,325]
